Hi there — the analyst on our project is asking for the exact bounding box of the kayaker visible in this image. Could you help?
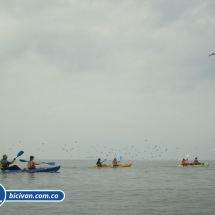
[0,154,21,170]
[27,156,44,169]
[112,158,120,167]
[193,157,200,165]
[96,158,107,167]
[181,158,187,166]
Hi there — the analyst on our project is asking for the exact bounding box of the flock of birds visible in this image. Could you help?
[4,142,166,160]
[2,139,215,162]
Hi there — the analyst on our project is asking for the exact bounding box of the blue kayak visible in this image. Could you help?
[1,166,60,173]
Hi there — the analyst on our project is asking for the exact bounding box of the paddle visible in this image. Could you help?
[186,154,189,165]
[15,151,24,159]
[102,159,107,163]
[101,158,108,167]
[117,156,122,165]
[19,159,55,165]
[43,162,55,165]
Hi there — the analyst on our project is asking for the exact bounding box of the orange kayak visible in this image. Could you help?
[91,163,132,168]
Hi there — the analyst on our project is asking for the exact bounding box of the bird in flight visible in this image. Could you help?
[209,53,215,56]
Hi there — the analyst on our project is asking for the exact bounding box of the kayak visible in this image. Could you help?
[0,166,60,173]
[91,163,132,168]
[178,163,209,167]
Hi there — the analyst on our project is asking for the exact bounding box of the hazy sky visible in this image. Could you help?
[1,1,215,161]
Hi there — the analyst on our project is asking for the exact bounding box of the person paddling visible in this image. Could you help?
[0,154,21,170]
[181,158,187,166]
[96,158,107,167]
[27,156,44,169]
[193,157,200,165]
[112,158,120,167]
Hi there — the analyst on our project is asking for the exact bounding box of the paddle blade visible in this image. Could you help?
[45,162,55,165]
[103,159,107,162]
[120,156,122,161]
[16,151,24,158]
[187,154,189,158]
[19,159,27,162]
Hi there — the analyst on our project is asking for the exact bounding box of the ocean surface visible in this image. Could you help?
[0,160,214,215]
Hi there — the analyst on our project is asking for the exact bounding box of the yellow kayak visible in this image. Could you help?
[178,162,209,167]
[91,163,132,168]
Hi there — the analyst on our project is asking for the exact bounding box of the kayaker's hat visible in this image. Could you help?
[30,156,34,160]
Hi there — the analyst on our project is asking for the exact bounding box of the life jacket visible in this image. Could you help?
[0,159,9,169]
[96,161,102,167]
[25,162,30,170]
[112,161,117,166]
[182,160,186,165]
[26,161,36,169]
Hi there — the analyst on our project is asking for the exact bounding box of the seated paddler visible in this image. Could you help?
[181,158,187,166]
[193,157,200,165]
[96,158,107,167]
[112,158,120,167]
[0,154,21,170]
[26,156,44,170]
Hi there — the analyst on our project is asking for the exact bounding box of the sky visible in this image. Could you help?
[0,0,215,161]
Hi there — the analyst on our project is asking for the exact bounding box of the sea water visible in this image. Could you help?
[0,160,214,215]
